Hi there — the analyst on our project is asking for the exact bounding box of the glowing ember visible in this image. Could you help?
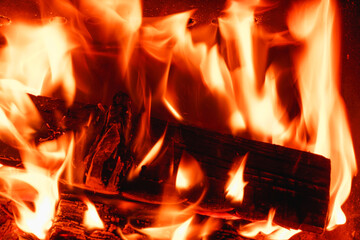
[226,153,248,203]
[83,200,105,230]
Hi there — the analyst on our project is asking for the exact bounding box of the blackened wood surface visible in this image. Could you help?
[0,94,330,234]
[84,92,134,192]
[139,118,330,233]
[0,94,134,191]
[0,94,106,170]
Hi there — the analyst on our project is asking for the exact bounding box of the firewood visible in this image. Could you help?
[0,94,106,169]
[49,194,123,240]
[0,93,134,192]
[0,94,330,234]
[84,92,134,192]
[130,118,330,234]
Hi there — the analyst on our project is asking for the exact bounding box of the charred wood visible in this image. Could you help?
[0,93,134,192]
[49,195,122,240]
[84,92,134,192]
[0,94,330,234]
[132,118,330,233]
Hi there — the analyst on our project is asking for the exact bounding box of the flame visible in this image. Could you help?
[239,209,301,239]
[0,21,78,105]
[175,152,203,190]
[164,98,183,121]
[138,216,193,240]
[0,132,74,239]
[0,0,356,237]
[0,6,77,238]
[128,128,167,180]
[287,0,357,229]
[171,216,193,240]
[83,200,105,230]
[226,153,248,203]
[76,0,142,77]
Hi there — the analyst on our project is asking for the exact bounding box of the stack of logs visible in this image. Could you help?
[0,93,330,239]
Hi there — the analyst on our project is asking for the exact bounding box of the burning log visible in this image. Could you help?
[0,93,134,192]
[0,94,330,235]
[84,92,134,192]
[139,118,330,233]
[49,195,123,240]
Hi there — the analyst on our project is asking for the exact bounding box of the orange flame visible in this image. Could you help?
[0,0,356,237]
[128,128,167,180]
[287,0,357,229]
[0,133,74,239]
[176,152,203,190]
[0,22,78,105]
[83,200,105,230]
[164,98,183,121]
[171,216,193,240]
[239,209,301,239]
[0,8,77,238]
[226,153,248,203]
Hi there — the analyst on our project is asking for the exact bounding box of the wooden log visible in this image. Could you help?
[0,94,106,170]
[0,94,330,234]
[49,194,123,240]
[130,118,330,234]
[0,93,134,192]
[84,92,134,192]
[0,193,256,240]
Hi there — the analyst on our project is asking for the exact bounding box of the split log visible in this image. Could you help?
[84,92,134,192]
[49,195,122,240]
[0,93,106,169]
[0,93,134,192]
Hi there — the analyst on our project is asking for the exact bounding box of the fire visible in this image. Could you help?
[0,0,356,238]
[83,199,105,230]
[0,3,79,238]
[137,216,193,240]
[0,132,74,239]
[176,152,203,190]
[239,208,301,239]
[138,215,220,240]
[128,128,167,180]
[226,153,248,203]
[287,0,357,229]
[171,216,193,240]
[0,21,77,105]
[164,98,183,121]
